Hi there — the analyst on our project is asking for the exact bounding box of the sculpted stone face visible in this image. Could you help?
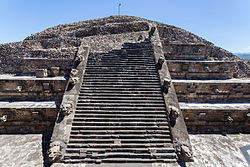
[60,103,73,116]
[51,67,60,76]
[169,106,180,119]
[163,78,171,93]
[48,141,65,163]
[181,145,192,160]
[70,69,78,77]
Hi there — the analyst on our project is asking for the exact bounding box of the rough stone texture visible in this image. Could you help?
[186,134,250,167]
[180,102,250,133]
[50,44,89,154]
[0,134,44,167]
[0,101,59,133]
[1,134,248,167]
[173,79,250,103]
[0,75,67,100]
[81,31,148,53]
[150,26,192,159]
[157,24,249,78]
[0,15,249,77]
[167,60,234,79]
[0,15,249,165]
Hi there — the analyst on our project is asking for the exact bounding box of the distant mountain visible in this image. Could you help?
[235,53,250,60]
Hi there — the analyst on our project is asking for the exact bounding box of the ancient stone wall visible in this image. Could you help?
[0,15,248,77]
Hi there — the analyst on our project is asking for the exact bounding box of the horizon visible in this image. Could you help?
[1,0,250,53]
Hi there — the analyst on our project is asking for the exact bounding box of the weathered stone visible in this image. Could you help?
[181,145,192,161]
[148,27,156,39]
[60,103,73,116]
[68,77,79,89]
[16,85,22,92]
[70,69,78,77]
[224,115,234,123]
[51,67,60,76]
[156,56,165,70]
[36,69,48,78]
[0,15,249,166]
[0,115,7,122]
[169,106,180,119]
[163,78,171,93]
[42,82,50,93]
[48,140,65,163]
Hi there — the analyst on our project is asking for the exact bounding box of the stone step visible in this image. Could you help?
[83,79,160,82]
[87,60,156,64]
[85,69,158,73]
[71,126,170,130]
[85,67,157,71]
[82,82,160,86]
[69,138,172,143]
[122,42,153,48]
[66,143,172,148]
[86,64,156,68]
[0,100,59,109]
[164,54,205,60]
[87,62,156,65]
[78,96,163,100]
[80,92,162,96]
[84,71,158,75]
[75,106,166,110]
[83,76,159,79]
[74,110,167,114]
[88,57,155,62]
[66,147,175,153]
[179,102,250,110]
[63,158,176,163]
[74,113,167,118]
[76,103,165,107]
[77,99,163,103]
[91,55,154,59]
[84,74,159,78]
[69,134,171,139]
[70,129,171,135]
[64,152,176,159]
[78,93,163,97]
[72,121,169,126]
[109,50,154,55]
[81,85,161,88]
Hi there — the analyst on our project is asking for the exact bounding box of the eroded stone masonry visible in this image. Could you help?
[0,16,249,166]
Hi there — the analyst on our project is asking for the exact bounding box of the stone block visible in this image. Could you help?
[36,69,48,78]
[51,67,60,76]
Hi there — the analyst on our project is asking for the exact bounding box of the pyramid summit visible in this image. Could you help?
[0,16,249,166]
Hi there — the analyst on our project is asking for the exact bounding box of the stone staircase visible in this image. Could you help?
[62,42,178,163]
[166,43,250,133]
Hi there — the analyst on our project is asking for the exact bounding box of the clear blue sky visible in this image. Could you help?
[1,0,250,53]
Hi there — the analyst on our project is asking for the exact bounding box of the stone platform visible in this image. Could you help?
[0,75,67,101]
[0,134,249,167]
[0,101,59,133]
[173,79,250,103]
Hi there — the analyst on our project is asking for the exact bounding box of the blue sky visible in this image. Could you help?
[1,0,250,53]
